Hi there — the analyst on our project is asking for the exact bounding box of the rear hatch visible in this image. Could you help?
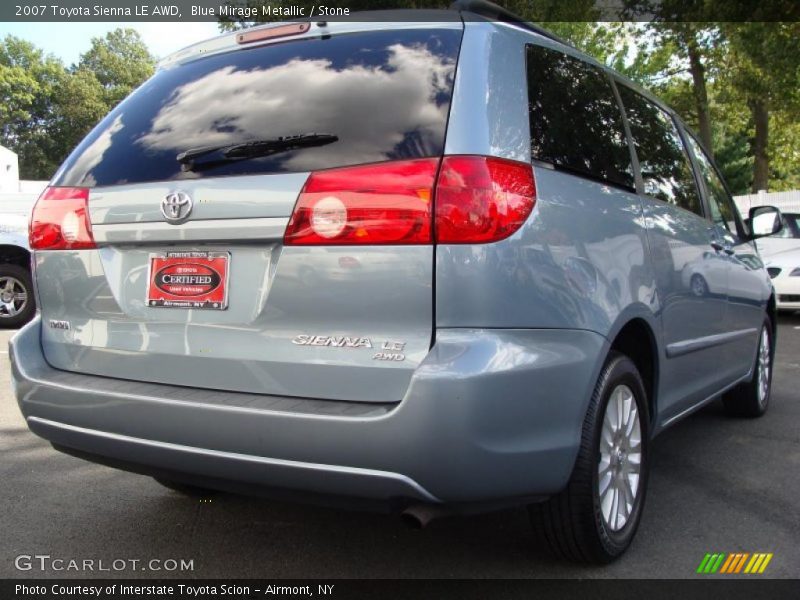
[33,23,463,403]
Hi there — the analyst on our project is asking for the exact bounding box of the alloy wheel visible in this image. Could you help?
[598,384,642,531]
[756,326,771,407]
[0,276,28,319]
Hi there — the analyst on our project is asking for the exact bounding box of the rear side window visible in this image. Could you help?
[526,45,634,190]
[685,133,741,235]
[53,28,462,187]
[617,85,702,216]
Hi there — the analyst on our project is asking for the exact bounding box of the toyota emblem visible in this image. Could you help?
[161,191,193,224]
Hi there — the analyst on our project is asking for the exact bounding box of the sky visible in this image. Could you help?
[0,22,221,65]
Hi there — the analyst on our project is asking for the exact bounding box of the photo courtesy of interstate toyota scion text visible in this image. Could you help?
[9,1,785,563]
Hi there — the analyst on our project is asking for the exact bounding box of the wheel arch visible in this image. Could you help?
[0,244,31,270]
[767,292,777,340]
[605,313,660,430]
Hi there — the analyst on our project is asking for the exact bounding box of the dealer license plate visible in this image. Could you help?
[146,251,230,310]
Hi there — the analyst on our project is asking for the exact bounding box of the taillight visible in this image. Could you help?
[284,159,438,245]
[434,156,535,244]
[29,187,95,250]
[284,156,535,246]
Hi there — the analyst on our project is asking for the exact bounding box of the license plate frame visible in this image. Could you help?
[146,251,230,310]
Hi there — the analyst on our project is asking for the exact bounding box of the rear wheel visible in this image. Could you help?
[529,352,649,563]
[723,317,773,418]
[0,264,35,329]
[690,274,708,297]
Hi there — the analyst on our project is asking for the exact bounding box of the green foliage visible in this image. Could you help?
[713,129,752,195]
[0,36,67,178]
[715,22,800,190]
[0,29,155,179]
[51,69,108,150]
[541,22,639,71]
[78,28,155,105]
[768,112,800,191]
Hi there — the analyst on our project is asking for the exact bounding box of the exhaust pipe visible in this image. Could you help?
[400,504,449,529]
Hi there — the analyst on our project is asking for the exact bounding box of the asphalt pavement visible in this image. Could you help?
[2,315,799,579]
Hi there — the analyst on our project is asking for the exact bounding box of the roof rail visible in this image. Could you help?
[449,0,577,50]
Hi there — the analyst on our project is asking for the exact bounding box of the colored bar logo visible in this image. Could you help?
[697,552,773,574]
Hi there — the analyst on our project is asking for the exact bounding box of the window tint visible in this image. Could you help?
[685,134,740,235]
[526,45,634,189]
[617,86,702,215]
[53,28,462,187]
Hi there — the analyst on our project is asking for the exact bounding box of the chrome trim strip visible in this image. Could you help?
[665,328,758,358]
[92,217,290,244]
[26,416,441,503]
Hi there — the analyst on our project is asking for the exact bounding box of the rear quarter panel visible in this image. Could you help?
[436,167,656,336]
[440,22,657,338]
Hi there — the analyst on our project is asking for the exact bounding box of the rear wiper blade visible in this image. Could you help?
[176,133,339,171]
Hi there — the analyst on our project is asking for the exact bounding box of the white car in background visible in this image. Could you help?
[764,247,800,313]
[754,211,800,258]
[0,194,37,327]
[753,212,800,312]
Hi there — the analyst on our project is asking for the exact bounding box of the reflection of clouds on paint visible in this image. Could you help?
[138,43,454,170]
[58,115,124,188]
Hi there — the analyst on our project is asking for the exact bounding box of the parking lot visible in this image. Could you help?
[1,315,799,579]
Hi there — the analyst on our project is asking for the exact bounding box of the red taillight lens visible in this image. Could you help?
[284,159,438,245]
[434,156,535,244]
[284,156,535,246]
[29,187,95,250]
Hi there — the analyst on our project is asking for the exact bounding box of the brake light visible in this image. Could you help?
[236,22,310,44]
[284,159,438,245]
[29,187,95,250]
[284,156,535,246]
[434,156,535,244]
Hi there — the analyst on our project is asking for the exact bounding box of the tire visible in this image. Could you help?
[529,352,650,563]
[153,477,217,497]
[0,264,35,329]
[690,274,708,297]
[722,316,773,418]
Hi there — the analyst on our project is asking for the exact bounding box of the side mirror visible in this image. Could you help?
[748,205,783,239]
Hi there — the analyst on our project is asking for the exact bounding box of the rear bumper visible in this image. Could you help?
[11,316,607,508]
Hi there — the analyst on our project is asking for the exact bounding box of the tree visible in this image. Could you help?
[619,0,720,152]
[0,35,66,178]
[1,30,156,179]
[542,22,641,71]
[658,24,718,153]
[49,69,108,161]
[719,22,800,192]
[768,111,800,191]
[78,28,155,105]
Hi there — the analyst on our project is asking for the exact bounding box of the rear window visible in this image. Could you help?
[525,44,634,190]
[53,28,462,188]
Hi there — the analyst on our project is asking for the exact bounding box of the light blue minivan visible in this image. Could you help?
[10,2,783,562]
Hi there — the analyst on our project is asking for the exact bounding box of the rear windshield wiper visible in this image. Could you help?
[176,133,339,171]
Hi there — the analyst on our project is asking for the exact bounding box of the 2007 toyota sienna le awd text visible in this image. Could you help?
[9,5,784,563]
